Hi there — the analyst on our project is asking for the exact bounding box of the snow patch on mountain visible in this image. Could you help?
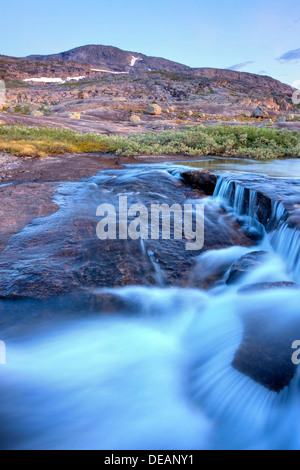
[23,76,86,84]
[130,56,142,67]
[23,77,64,83]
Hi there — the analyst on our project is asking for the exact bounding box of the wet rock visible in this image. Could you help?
[239,281,299,293]
[0,168,256,299]
[0,184,58,253]
[181,170,218,196]
[226,251,269,285]
[232,301,300,392]
[277,116,286,123]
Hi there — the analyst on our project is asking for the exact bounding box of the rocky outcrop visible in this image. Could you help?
[181,170,218,196]
[1,45,297,119]
[252,106,269,118]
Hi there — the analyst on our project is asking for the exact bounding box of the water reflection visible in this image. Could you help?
[173,157,300,179]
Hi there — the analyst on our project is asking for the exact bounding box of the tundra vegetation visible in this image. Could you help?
[0,124,299,159]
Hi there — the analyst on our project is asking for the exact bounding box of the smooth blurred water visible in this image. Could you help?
[174,157,300,179]
[1,272,300,450]
[0,160,300,450]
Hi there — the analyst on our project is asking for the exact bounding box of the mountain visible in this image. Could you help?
[0,44,297,124]
[26,44,191,73]
[22,45,293,96]
[0,45,293,96]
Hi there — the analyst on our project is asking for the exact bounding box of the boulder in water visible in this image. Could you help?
[226,251,269,285]
[232,293,300,392]
[239,281,299,293]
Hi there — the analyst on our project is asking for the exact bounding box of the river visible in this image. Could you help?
[0,157,299,450]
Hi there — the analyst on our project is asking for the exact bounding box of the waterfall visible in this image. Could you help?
[214,176,300,283]
[269,218,300,283]
[233,185,245,217]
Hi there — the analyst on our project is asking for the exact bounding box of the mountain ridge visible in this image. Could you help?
[19,44,294,95]
[1,44,297,127]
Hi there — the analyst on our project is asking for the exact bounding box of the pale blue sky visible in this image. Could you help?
[1,0,300,85]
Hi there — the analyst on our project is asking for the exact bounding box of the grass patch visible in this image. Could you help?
[0,125,299,159]
[0,126,121,157]
[4,80,30,89]
[12,106,31,115]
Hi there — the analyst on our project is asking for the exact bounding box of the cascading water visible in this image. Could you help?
[0,159,300,450]
[213,176,300,283]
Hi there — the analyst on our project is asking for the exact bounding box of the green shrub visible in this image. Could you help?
[0,124,299,159]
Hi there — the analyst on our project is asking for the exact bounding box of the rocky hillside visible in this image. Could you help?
[0,44,298,135]
[26,45,191,73]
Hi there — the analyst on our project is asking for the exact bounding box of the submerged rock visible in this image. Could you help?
[226,251,269,285]
[239,281,299,293]
[232,294,300,392]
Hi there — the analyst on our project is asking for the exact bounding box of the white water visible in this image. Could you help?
[1,162,300,450]
[213,176,300,283]
[1,276,300,450]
